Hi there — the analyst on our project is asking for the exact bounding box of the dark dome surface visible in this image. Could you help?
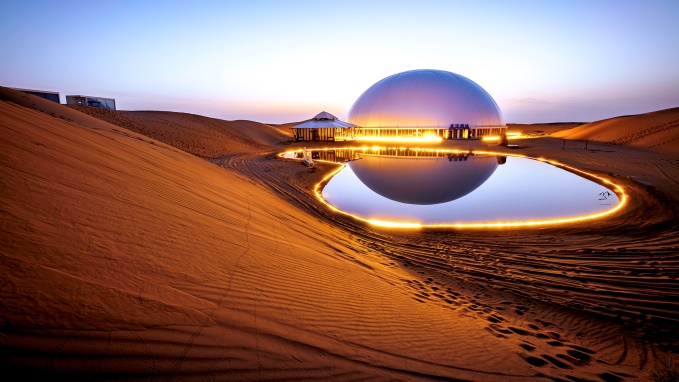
[349,154,499,205]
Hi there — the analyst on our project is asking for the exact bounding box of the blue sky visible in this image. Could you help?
[2,0,678,123]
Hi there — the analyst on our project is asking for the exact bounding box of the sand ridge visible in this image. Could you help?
[507,122,585,137]
[1,86,678,380]
[551,107,679,156]
[67,105,292,158]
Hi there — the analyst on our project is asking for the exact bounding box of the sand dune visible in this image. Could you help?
[67,104,291,158]
[267,120,307,136]
[2,87,678,380]
[0,89,536,380]
[507,122,585,137]
[1,83,293,158]
[552,107,679,156]
[223,137,679,378]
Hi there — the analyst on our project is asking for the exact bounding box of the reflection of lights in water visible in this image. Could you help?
[280,147,628,229]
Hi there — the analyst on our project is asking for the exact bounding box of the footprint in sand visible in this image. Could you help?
[522,355,548,367]
[486,314,503,323]
[566,348,593,363]
[515,305,529,315]
[541,354,573,369]
[508,326,533,336]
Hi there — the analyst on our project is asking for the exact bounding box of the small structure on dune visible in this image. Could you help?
[13,88,60,103]
[66,95,116,110]
[290,111,356,142]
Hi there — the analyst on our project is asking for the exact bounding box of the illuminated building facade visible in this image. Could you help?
[290,111,356,142]
[13,88,60,103]
[66,95,116,110]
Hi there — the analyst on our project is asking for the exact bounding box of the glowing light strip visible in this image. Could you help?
[280,147,628,229]
[354,136,443,143]
[311,164,424,229]
[366,220,422,228]
[483,132,522,141]
[421,151,628,228]
[278,146,477,159]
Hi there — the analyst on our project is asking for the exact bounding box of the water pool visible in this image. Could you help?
[283,148,624,228]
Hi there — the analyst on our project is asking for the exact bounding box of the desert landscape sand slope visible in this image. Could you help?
[220,137,679,378]
[67,104,291,158]
[0,90,545,380]
[2,87,678,381]
[267,120,307,136]
[552,107,679,155]
[507,123,585,136]
[68,105,291,157]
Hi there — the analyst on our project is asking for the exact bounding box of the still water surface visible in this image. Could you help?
[286,148,621,225]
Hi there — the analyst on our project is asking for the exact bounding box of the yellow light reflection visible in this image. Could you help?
[482,136,500,141]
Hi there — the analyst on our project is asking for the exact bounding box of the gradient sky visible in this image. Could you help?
[2,0,678,124]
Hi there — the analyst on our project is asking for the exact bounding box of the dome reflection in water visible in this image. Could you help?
[350,152,500,205]
[313,148,621,225]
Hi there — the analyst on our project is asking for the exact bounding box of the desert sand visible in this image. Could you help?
[507,122,586,137]
[1,86,678,381]
[551,108,679,156]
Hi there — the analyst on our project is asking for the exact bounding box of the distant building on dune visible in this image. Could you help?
[347,69,506,140]
[13,88,60,103]
[66,95,116,110]
[290,111,356,142]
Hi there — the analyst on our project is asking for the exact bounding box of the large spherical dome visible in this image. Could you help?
[347,69,504,128]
